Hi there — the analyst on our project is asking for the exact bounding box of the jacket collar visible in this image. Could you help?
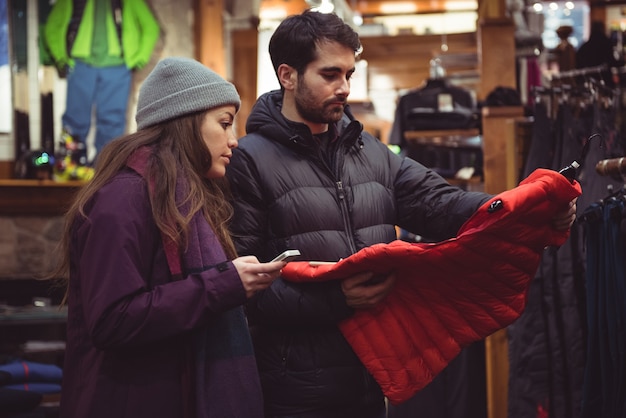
[246,90,363,152]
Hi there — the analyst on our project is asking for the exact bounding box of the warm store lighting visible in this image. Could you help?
[379,2,418,14]
[444,1,477,11]
[312,0,335,13]
[259,6,288,20]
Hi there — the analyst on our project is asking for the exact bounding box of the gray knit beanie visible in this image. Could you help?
[135,57,241,130]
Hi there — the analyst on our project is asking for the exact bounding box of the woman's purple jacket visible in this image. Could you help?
[59,168,263,418]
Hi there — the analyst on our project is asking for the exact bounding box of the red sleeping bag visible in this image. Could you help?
[280,168,582,404]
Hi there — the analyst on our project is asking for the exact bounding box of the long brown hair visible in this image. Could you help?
[51,111,237,299]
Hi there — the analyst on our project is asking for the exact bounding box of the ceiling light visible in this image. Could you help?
[312,0,335,14]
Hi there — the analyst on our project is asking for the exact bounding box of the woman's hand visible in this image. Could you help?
[232,256,286,299]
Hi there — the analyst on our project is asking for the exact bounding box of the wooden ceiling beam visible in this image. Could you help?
[353,0,475,17]
[260,0,309,16]
[259,0,478,18]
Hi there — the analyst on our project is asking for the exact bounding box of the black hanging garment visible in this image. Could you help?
[507,98,587,418]
[579,193,626,418]
[578,95,626,418]
[389,78,479,148]
[389,79,482,179]
[508,91,626,418]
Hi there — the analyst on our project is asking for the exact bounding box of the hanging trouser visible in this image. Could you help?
[581,198,626,418]
[62,59,131,161]
[604,198,626,418]
[580,203,604,418]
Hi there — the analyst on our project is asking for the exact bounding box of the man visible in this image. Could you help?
[44,0,160,164]
[227,10,577,418]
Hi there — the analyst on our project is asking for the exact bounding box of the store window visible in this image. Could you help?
[0,0,10,133]
[529,1,589,50]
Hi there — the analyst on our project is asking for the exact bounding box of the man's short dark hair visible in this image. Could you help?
[268,10,362,76]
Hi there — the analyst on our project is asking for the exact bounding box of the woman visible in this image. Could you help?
[52,57,285,418]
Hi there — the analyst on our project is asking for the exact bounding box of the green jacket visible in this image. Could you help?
[44,0,160,70]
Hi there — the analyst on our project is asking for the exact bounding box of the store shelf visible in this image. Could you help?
[0,179,84,216]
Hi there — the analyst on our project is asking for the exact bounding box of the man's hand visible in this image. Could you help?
[341,272,396,310]
[552,198,577,231]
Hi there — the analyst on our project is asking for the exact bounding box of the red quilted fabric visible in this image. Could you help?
[280,168,582,404]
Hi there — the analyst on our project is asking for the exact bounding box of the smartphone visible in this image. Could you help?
[308,261,337,266]
[271,249,301,263]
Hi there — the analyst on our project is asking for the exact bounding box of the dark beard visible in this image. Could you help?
[295,99,345,124]
[295,78,345,124]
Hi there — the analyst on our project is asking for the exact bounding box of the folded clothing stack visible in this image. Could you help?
[0,359,62,394]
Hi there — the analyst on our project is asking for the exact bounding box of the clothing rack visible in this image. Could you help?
[507,61,626,418]
[551,64,608,80]
[531,70,619,119]
[596,157,626,177]
[550,64,609,85]
[549,64,626,91]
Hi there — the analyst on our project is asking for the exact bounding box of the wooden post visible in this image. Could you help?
[477,18,517,100]
[481,106,524,195]
[232,28,258,137]
[481,105,524,418]
[485,328,509,418]
[195,0,265,133]
[195,0,226,77]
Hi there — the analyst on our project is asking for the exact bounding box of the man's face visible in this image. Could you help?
[293,41,356,126]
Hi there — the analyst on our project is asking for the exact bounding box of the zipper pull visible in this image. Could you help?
[336,181,345,200]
